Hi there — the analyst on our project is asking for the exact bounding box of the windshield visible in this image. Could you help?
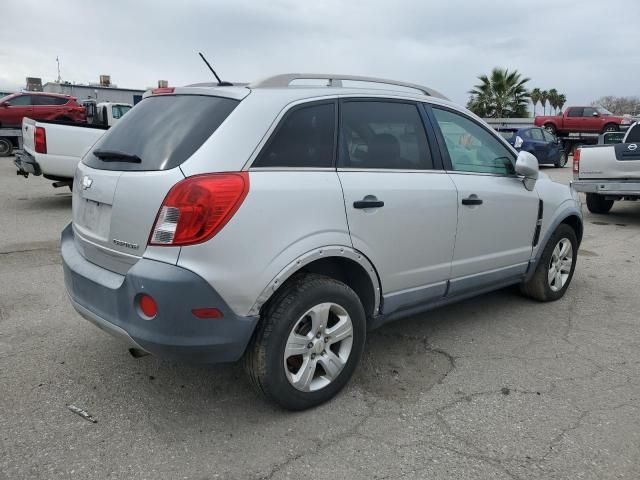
[112,104,132,119]
[597,106,613,116]
[83,95,239,171]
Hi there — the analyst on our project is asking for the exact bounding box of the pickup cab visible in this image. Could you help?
[535,106,630,135]
[14,118,107,188]
[572,122,640,213]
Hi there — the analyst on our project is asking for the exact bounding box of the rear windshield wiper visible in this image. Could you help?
[92,149,142,163]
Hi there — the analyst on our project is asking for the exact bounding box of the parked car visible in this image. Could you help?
[61,74,583,410]
[535,106,631,135]
[497,126,567,167]
[572,125,640,213]
[14,118,107,188]
[0,92,86,127]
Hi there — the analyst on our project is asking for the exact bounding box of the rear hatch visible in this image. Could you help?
[579,143,640,180]
[72,93,241,274]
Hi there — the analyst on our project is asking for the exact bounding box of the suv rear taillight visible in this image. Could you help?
[572,148,581,177]
[35,127,47,154]
[149,172,249,246]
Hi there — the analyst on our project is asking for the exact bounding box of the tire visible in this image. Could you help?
[554,151,568,168]
[586,193,614,214]
[544,123,557,135]
[0,138,12,157]
[244,273,366,410]
[602,124,618,133]
[520,224,578,302]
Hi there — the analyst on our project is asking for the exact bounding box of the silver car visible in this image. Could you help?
[61,74,582,410]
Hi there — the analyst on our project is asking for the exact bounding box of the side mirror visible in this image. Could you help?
[0,103,8,108]
[515,151,539,191]
[592,112,599,117]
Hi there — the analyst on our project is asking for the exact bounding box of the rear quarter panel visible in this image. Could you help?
[176,171,352,316]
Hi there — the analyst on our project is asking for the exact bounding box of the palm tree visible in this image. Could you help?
[540,90,549,116]
[468,67,531,118]
[548,89,559,115]
[556,94,567,114]
[530,88,542,116]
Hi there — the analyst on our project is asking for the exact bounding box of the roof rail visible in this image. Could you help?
[248,73,448,100]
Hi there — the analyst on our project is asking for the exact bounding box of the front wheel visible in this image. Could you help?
[244,274,366,410]
[554,151,568,168]
[586,193,614,214]
[544,123,557,135]
[0,138,12,157]
[602,124,619,133]
[520,224,578,302]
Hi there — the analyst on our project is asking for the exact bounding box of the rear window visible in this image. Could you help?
[497,130,516,141]
[83,95,239,171]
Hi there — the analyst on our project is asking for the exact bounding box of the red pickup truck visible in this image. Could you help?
[534,106,630,135]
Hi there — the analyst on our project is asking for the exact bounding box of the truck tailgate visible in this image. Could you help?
[579,143,640,180]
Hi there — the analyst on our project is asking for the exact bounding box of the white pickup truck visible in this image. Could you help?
[14,118,107,189]
[573,122,640,213]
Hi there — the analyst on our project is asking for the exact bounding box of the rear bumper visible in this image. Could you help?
[14,150,41,176]
[61,223,259,363]
[572,180,640,196]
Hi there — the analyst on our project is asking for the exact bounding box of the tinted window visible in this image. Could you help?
[497,130,516,141]
[583,107,596,117]
[112,104,131,119]
[83,95,239,171]
[530,128,544,141]
[522,129,532,139]
[567,108,583,117]
[339,101,432,169]
[626,123,640,143]
[253,103,335,168]
[542,130,556,143]
[8,95,31,106]
[33,96,67,106]
[433,107,515,175]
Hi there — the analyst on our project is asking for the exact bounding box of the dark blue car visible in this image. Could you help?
[498,127,567,168]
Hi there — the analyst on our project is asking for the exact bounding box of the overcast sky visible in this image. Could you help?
[1,0,638,109]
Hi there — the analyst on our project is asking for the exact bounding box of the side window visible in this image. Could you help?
[253,103,335,168]
[522,129,532,139]
[530,128,544,141]
[542,130,556,143]
[432,107,515,175]
[338,101,433,169]
[582,107,596,117]
[626,123,640,143]
[33,96,62,106]
[7,95,31,106]
[567,108,583,117]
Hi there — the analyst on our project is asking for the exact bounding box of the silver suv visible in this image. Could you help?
[62,74,583,410]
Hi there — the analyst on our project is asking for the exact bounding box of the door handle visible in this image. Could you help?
[353,198,384,209]
[461,196,483,206]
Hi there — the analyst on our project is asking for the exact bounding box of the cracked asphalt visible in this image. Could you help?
[1,157,639,479]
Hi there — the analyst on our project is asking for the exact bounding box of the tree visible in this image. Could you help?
[548,89,559,115]
[540,90,549,116]
[591,96,640,115]
[467,67,530,118]
[530,88,542,116]
[557,94,567,113]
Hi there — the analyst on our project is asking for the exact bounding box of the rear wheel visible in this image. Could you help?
[244,274,366,410]
[520,224,577,302]
[586,193,614,214]
[544,123,557,135]
[602,124,619,133]
[554,151,568,168]
[0,138,12,157]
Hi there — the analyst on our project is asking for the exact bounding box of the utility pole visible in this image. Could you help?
[56,56,61,83]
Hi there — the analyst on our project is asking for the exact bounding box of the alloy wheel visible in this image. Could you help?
[283,302,354,392]
[548,238,573,292]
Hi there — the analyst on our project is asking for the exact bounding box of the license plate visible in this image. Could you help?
[79,199,111,239]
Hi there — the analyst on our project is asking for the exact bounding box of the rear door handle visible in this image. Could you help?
[461,196,483,206]
[353,198,384,209]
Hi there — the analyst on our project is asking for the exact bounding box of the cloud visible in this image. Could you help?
[0,0,638,106]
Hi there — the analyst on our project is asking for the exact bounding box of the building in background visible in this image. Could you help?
[43,75,146,105]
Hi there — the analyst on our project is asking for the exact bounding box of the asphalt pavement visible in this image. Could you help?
[1,158,639,479]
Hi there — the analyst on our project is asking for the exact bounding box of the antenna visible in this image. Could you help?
[198,52,233,86]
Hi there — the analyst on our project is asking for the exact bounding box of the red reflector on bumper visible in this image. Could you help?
[138,294,158,318]
[192,308,223,319]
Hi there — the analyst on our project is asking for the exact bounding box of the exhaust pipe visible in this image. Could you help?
[129,348,150,359]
